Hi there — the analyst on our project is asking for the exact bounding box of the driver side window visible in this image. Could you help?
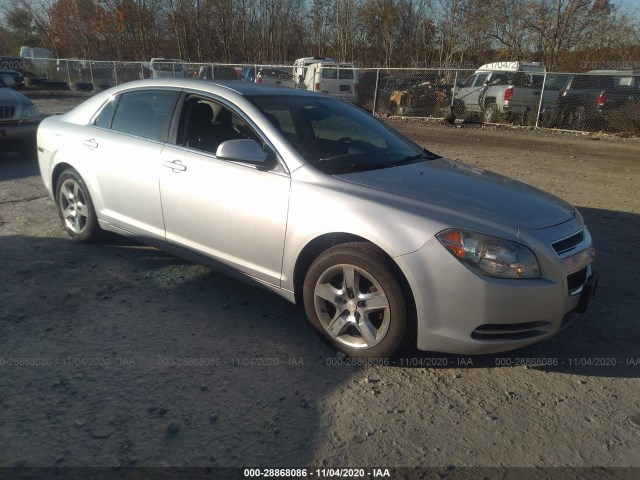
[177,96,260,154]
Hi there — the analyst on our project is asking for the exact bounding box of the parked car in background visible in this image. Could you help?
[146,58,188,79]
[556,72,640,130]
[0,78,42,158]
[37,79,598,358]
[0,69,26,89]
[197,65,239,80]
[587,69,640,86]
[454,69,557,123]
[256,67,296,88]
[302,61,358,102]
[355,70,386,109]
[241,66,259,83]
[19,46,52,78]
[293,56,335,87]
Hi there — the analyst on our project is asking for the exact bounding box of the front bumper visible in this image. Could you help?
[395,223,596,354]
[0,121,40,142]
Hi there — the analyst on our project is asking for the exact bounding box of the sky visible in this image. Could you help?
[618,0,640,11]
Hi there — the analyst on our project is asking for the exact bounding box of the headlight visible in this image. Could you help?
[437,229,540,279]
[20,105,41,122]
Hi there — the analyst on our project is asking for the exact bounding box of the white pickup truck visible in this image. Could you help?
[453,65,558,123]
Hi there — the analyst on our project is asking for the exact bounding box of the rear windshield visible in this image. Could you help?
[572,75,615,89]
[322,68,355,80]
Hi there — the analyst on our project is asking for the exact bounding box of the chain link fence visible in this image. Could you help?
[17,57,640,135]
[354,67,640,135]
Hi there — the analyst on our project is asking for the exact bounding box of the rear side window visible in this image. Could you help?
[94,99,115,128]
[511,72,531,86]
[322,68,338,80]
[474,74,488,86]
[338,68,354,80]
[489,73,509,85]
[110,90,178,140]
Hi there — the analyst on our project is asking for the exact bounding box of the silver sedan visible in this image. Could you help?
[37,79,598,358]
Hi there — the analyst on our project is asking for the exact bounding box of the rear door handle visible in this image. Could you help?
[83,139,98,150]
[164,159,187,173]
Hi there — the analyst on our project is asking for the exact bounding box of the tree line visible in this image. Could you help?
[1,0,639,72]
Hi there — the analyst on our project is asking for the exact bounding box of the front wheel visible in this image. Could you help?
[303,242,411,358]
[55,168,101,242]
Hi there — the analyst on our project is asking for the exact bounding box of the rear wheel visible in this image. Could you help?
[55,168,101,242]
[303,242,411,358]
[565,106,586,130]
[482,102,499,123]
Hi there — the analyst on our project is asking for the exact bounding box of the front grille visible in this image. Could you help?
[471,321,552,340]
[553,230,584,255]
[0,106,16,119]
[567,267,588,292]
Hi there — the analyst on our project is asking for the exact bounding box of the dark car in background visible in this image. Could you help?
[0,69,26,89]
[355,70,387,109]
[197,65,239,81]
[0,78,42,158]
[556,72,640,130]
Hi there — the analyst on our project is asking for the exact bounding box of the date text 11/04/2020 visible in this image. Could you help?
[243,468,391,477]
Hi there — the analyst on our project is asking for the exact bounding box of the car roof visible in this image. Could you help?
[106,78,322,98]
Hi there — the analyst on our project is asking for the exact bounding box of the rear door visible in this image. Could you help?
[79,88,179,240]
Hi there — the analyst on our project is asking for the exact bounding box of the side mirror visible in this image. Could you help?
[216,139,276,170]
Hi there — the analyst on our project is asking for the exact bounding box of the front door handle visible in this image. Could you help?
[83,139,98,150]
[164,159,187,173]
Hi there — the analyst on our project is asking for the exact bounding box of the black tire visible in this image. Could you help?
[303,242,412,358]
[565,106,586,131]
[482,102,499,123]
[55,168,101,242]
[452,100,466,119]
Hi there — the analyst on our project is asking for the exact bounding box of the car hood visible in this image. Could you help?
[337,158,575,230]
[0,87,31,107]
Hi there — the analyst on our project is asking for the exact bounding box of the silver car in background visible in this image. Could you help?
[37,79,598,358]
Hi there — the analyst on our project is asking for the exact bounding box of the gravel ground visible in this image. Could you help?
[0,91,639,472]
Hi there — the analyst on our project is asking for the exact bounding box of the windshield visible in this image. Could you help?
[247,95,439,174]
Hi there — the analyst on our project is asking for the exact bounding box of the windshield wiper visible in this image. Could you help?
[388,150,439,168]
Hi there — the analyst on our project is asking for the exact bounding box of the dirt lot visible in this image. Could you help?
[1,91,639,472]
